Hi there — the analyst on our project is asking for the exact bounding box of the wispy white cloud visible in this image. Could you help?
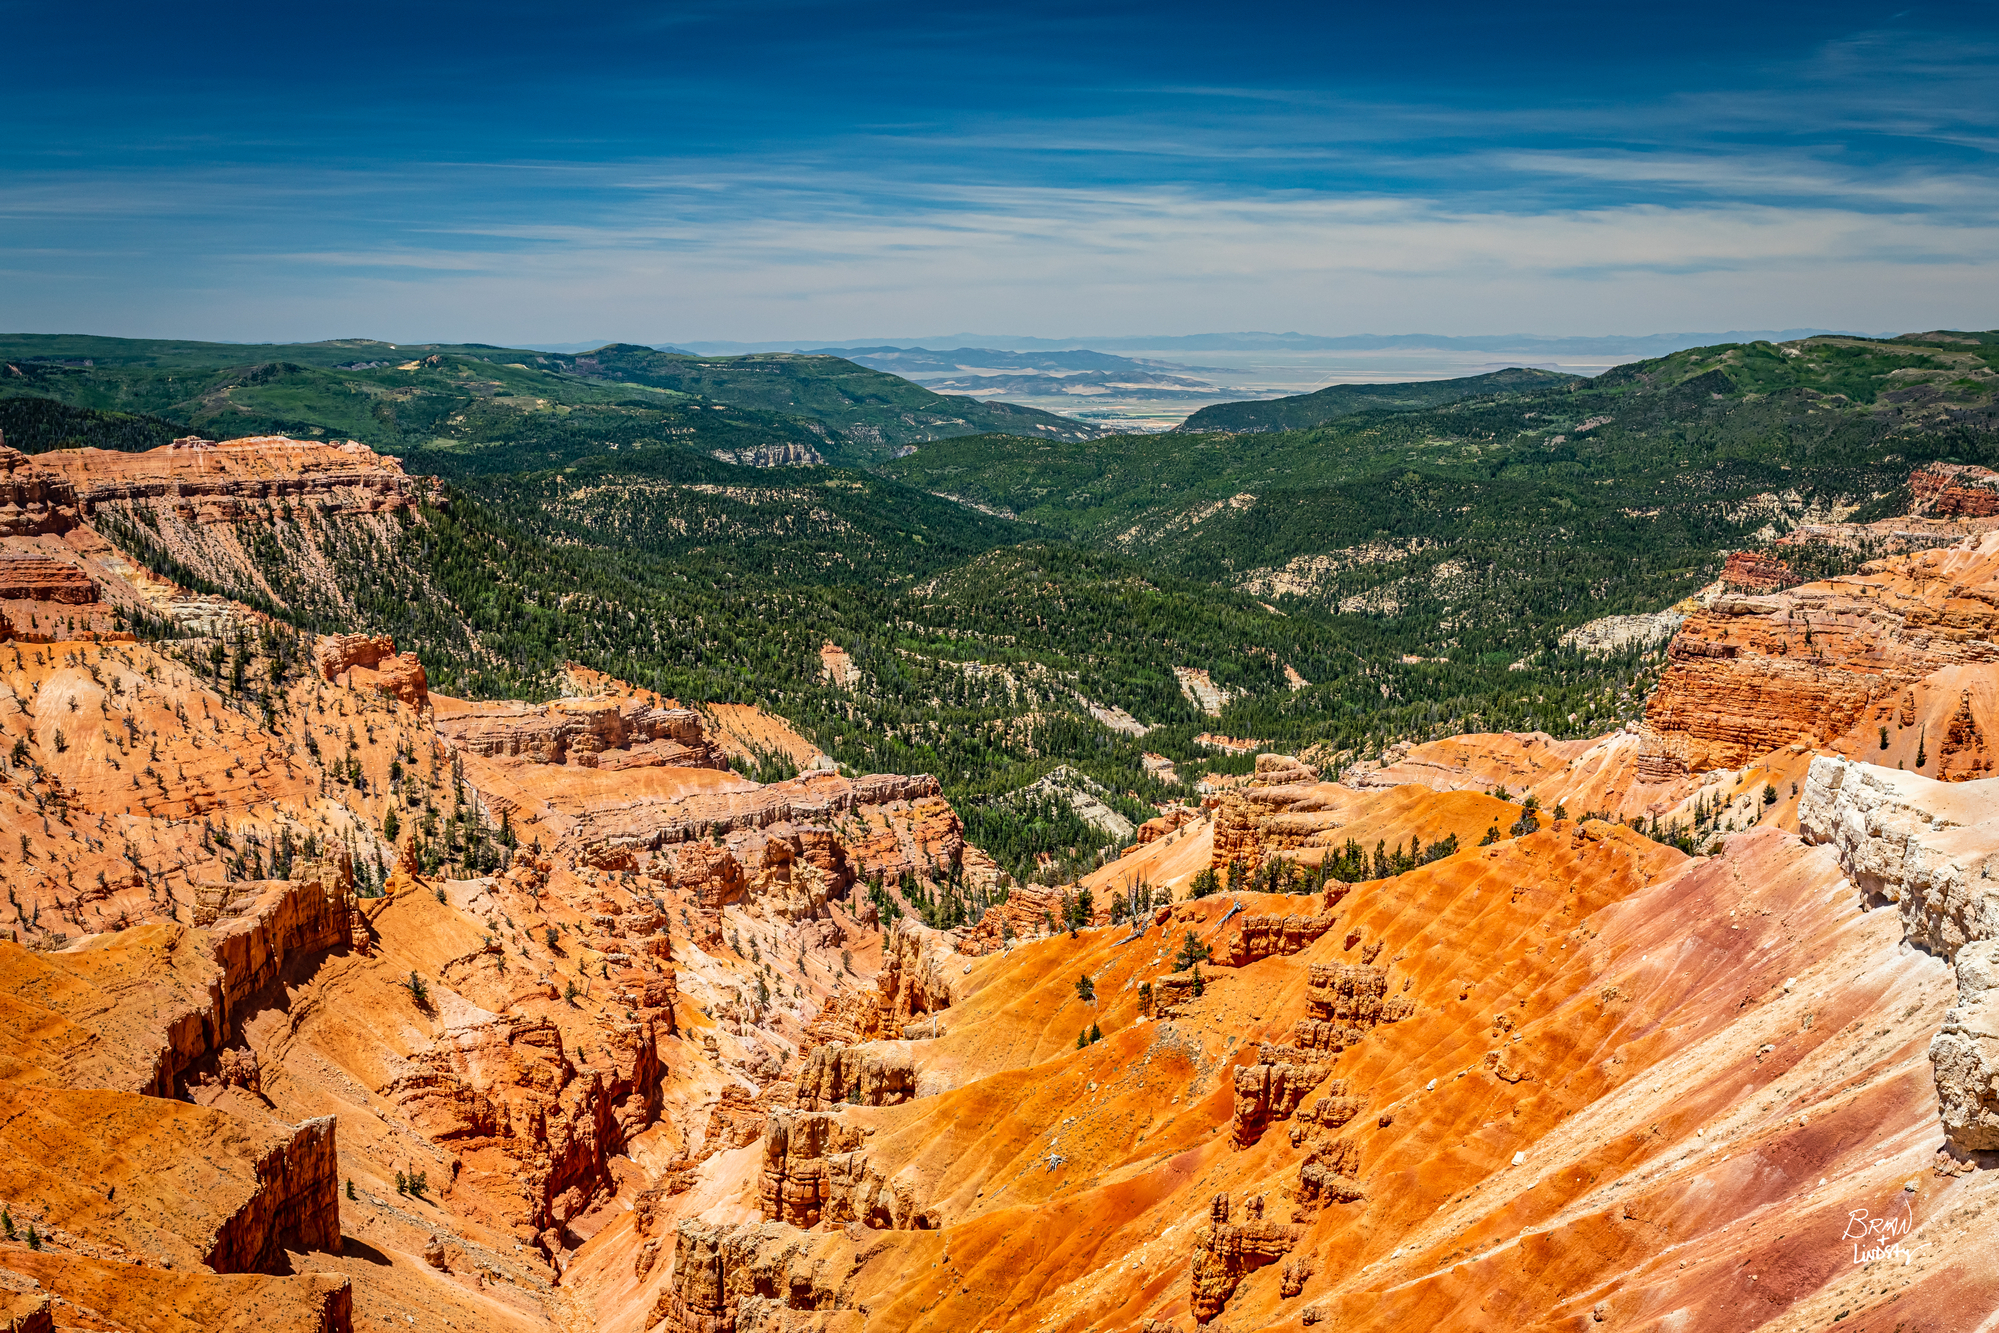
[5,158,1992,342]
[1,18,1994,342]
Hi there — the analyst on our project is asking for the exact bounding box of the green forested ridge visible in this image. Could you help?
[0,335,1096,468]
[1177,366,1578,433]
[11,328,1998,878]
[458,344,1101,462]
[885,331,1999,661]
[0,397,187,454]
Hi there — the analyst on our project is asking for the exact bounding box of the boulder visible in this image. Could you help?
[1931,939,1999,1149]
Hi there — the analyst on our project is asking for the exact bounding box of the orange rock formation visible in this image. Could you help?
[1910,461,1999,518]
[0,436,1993,1333]
[1719,548,1802,593]
[1645,531,1999,774]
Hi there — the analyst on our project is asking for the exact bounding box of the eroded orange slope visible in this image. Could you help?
[631,807,1993,1333]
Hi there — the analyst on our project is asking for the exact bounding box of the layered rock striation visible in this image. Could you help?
[35,437,415,516]
[1291,961,1412,1054]
[1719,548,1802,594]
[1231,1044,1332,1148]
[564,770,947,866]
[793,1042,916,1111]
[436,694,721,770]
[1644,530,1999,774]
[1800,756,1999,956]
[656,1219,862,1333]
[314,632,428,709]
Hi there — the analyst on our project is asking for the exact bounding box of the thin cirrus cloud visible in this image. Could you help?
[0,0,1994,342]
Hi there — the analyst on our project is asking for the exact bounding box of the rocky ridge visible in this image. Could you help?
[1800,756,1999,1160]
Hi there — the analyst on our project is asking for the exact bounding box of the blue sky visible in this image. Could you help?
[3,0,1996,343]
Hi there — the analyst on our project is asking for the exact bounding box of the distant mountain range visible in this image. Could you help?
[806,345,1242,400]
[804,345,1227,375]
[644,329,1881,358]
[1177,366,1580,432]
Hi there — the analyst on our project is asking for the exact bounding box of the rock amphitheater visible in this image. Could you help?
[0,436,1994,1331]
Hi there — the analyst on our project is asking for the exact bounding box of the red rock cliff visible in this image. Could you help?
[1644,530,1999,774]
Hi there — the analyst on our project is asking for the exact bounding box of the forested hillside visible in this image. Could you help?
[9,327,1997,880]
[0,334,1096,470]
[1177,365,1575,432]
[888,331,1999,664]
